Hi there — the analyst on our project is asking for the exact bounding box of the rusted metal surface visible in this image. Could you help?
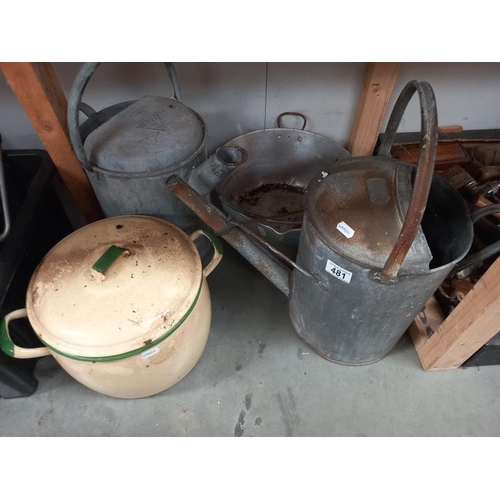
[235,182,306,223]
[169,177,322,285]
[169,81,479,366]
[306,81,437,282]
[167,177,292,296]
[168,144,475,366]
[306,157,432,273]
[289,172,473,365]
[215,122,351,256]
[377,81,438,280]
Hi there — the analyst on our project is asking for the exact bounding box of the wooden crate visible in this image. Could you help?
[410,256,500,370]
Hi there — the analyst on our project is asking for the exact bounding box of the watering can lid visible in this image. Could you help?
[25,216,203,360]
[84,96,205,174]
[306,157,433,273]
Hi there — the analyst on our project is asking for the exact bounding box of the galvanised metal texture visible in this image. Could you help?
[376,81,439,280]
[188,145,248,199]
[171,80,476,365]
[306,157,433,273]
[214,114,351,257]
[67,63,208,233]
[85,143,207,231]
[172,169,473,365]
[289,172,473,365]
[167,177,292,297]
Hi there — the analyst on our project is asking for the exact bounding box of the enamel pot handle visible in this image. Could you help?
[0,308,51,359]
[190,229,223,277]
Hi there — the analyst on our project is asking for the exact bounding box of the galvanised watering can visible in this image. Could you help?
[167,81,474,365]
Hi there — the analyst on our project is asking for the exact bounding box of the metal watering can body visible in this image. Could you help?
[291,174,471,364]
[67,63,208,232]
[169,81,476,365]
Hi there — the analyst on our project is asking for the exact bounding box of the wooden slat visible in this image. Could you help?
[391,142,471,168]
[409,295,445,353]
[438,125,463,134]
[411,257,500,370]
[1,62,102,222]
[347,62,400,157]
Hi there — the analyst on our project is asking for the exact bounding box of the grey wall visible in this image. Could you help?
[1,62,500,152]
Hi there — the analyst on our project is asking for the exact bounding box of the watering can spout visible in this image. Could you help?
[188,145,248,198]
[167,176,292,297]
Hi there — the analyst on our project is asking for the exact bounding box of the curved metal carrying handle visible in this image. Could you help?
[377,81,438,280]
[67,62,182,172]
[0,308,51,359]
[277,112,307,130]
[452,204,500,276]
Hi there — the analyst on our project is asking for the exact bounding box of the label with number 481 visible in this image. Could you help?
[325,259,352,284]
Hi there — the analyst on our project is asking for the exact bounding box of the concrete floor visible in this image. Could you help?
[1,245,500,437]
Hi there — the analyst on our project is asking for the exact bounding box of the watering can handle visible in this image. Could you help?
[451,204,500,276]
[67,62,182,172]
[376,80,438,281]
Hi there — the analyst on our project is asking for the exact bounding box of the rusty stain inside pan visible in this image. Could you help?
[233,182,306,224]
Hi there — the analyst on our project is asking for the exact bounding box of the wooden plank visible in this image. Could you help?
[411,257,500,370]
[1,62,102,222]
[391,142,471,168]
[409,295,445,353]
[347,62,400,157]
[439,125,463,134]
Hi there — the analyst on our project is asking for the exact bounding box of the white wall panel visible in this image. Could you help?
[1,62,500,152]
[265,62,365,145]
[0,62,267,152]
[381,63,500,134]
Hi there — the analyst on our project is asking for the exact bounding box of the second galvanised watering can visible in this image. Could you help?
[67,62,208,233]
[167,81,475,365]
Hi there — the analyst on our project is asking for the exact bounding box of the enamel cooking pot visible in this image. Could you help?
[0,216,222,399]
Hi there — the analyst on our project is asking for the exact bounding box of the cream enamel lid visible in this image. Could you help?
[26,216,202,359]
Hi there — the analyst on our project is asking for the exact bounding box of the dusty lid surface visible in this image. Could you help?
[26,216,202,359]
[84,95,204,174]
[306,157,433,273]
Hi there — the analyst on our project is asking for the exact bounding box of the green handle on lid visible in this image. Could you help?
[92,245,127,274]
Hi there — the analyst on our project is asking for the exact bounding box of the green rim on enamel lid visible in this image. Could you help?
[26,216,203,359]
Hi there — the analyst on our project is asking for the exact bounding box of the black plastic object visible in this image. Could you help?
[462,332,500,368]
[0,150,74,398]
